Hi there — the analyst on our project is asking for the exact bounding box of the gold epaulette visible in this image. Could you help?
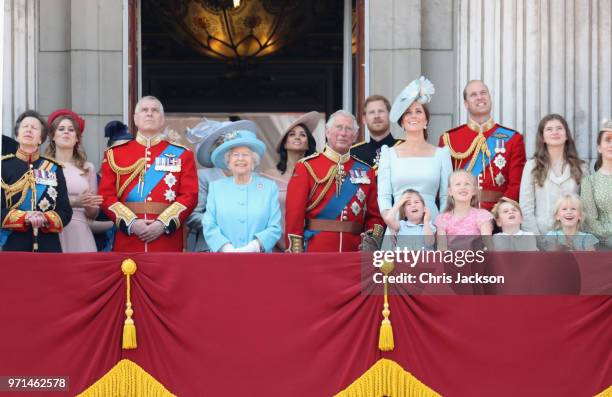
[167,140,191,150]
[351,141,367,149]
[445,124,466,135]
[40,155,63,167]
[298,152,320,163]
[497,124,522,135]
[351,155,371,168]
[1,154,15,161]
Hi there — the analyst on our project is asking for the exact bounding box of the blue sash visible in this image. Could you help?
[0,161,57,247]
[304,162,365,242]
[125,145,184,202]
[468,127,516,176]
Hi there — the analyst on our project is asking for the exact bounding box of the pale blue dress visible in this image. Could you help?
[377,145,452,222]
[203,175,281,252]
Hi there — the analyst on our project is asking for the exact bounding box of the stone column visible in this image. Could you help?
[457,0,612,163]
[3,0,38,135]
[368,0,423,138]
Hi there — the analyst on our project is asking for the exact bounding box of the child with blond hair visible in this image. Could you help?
[545,193,598,251]
[435,170,493,250]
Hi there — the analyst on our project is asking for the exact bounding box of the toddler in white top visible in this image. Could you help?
[382,189,435,250]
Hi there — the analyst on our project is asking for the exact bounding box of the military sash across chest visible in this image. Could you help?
[304,162,364,242]
[125,145,185,202]
[469,126,515,177]
[0,160,58,246]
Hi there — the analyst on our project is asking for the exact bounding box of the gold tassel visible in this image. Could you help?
[77,359,176,396]
[121,258,137,349]
[378,260,395,352]
[334,358,441,397]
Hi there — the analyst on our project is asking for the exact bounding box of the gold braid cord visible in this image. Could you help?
[107,149,146,198]
[302,162,338,212]
[442,132,490,172]
[1,171,35,210]
[108,202,137,227]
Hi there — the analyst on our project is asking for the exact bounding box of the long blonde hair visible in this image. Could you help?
[552,193,585,231]
[443,169,479,212]
[45,115,90,174]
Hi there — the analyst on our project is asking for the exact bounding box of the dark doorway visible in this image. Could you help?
[140,0,353,116]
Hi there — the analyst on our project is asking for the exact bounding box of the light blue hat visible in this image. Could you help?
[389,76,435,124]
[211,129,266,170]
[186,119,258,168]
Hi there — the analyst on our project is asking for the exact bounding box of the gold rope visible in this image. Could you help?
[121,258,137,349]
[303,162,339,212]
[378,260,395,352]
[107,149,146,196]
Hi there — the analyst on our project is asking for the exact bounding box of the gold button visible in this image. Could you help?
[342,216,348,221]
[147,197,152,202]
[146,164,151,168]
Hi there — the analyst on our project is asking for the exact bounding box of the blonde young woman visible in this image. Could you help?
[45,109,101,252]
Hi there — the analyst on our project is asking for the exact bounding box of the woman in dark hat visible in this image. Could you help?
[1,110,72,252]
[261,111,320,250]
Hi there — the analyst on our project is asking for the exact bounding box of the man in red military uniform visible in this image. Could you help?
[99,96,198,252]
[285,110,384,252]
[439,80,526,210]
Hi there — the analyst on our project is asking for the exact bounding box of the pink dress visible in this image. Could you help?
[435,207,493,250]
[435,207,493,235]
[58,162,98,252]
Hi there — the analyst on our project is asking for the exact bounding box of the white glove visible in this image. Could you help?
[234,239,262,253]
[220,243,236,252]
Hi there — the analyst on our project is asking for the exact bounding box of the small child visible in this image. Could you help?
[545,193,598,251]
[491,197,538,251]
[383,189,435,250]
[435,170,493,250]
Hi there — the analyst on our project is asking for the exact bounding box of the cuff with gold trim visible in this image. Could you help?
[108,202,138,232]
[41,211,63,233]
[157,202,187,234]
[287,234,304,253]
[365,224,385,246]
[2,209,28,232]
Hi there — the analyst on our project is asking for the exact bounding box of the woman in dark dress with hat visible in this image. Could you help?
[1,110,72,252]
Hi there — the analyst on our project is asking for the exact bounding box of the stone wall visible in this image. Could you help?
[3,0,124,166]
[368,0,612,165]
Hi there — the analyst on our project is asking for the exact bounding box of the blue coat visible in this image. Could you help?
[203,175,281,252]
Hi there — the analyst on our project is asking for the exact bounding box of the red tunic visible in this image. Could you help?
[99,133,198,252]
[285,149,384,252]
[438,119,526,210]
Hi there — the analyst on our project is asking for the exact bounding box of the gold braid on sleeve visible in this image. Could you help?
[157,202,187,228]
[302,162,338,212]
[107,149,147,197]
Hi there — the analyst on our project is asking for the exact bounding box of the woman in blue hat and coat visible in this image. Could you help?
[203,128,281,252]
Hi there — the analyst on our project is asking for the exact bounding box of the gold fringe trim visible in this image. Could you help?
[595,386,612,397]
[334,359,441,397]
[122,259,138,349]
[77,359,176,397]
